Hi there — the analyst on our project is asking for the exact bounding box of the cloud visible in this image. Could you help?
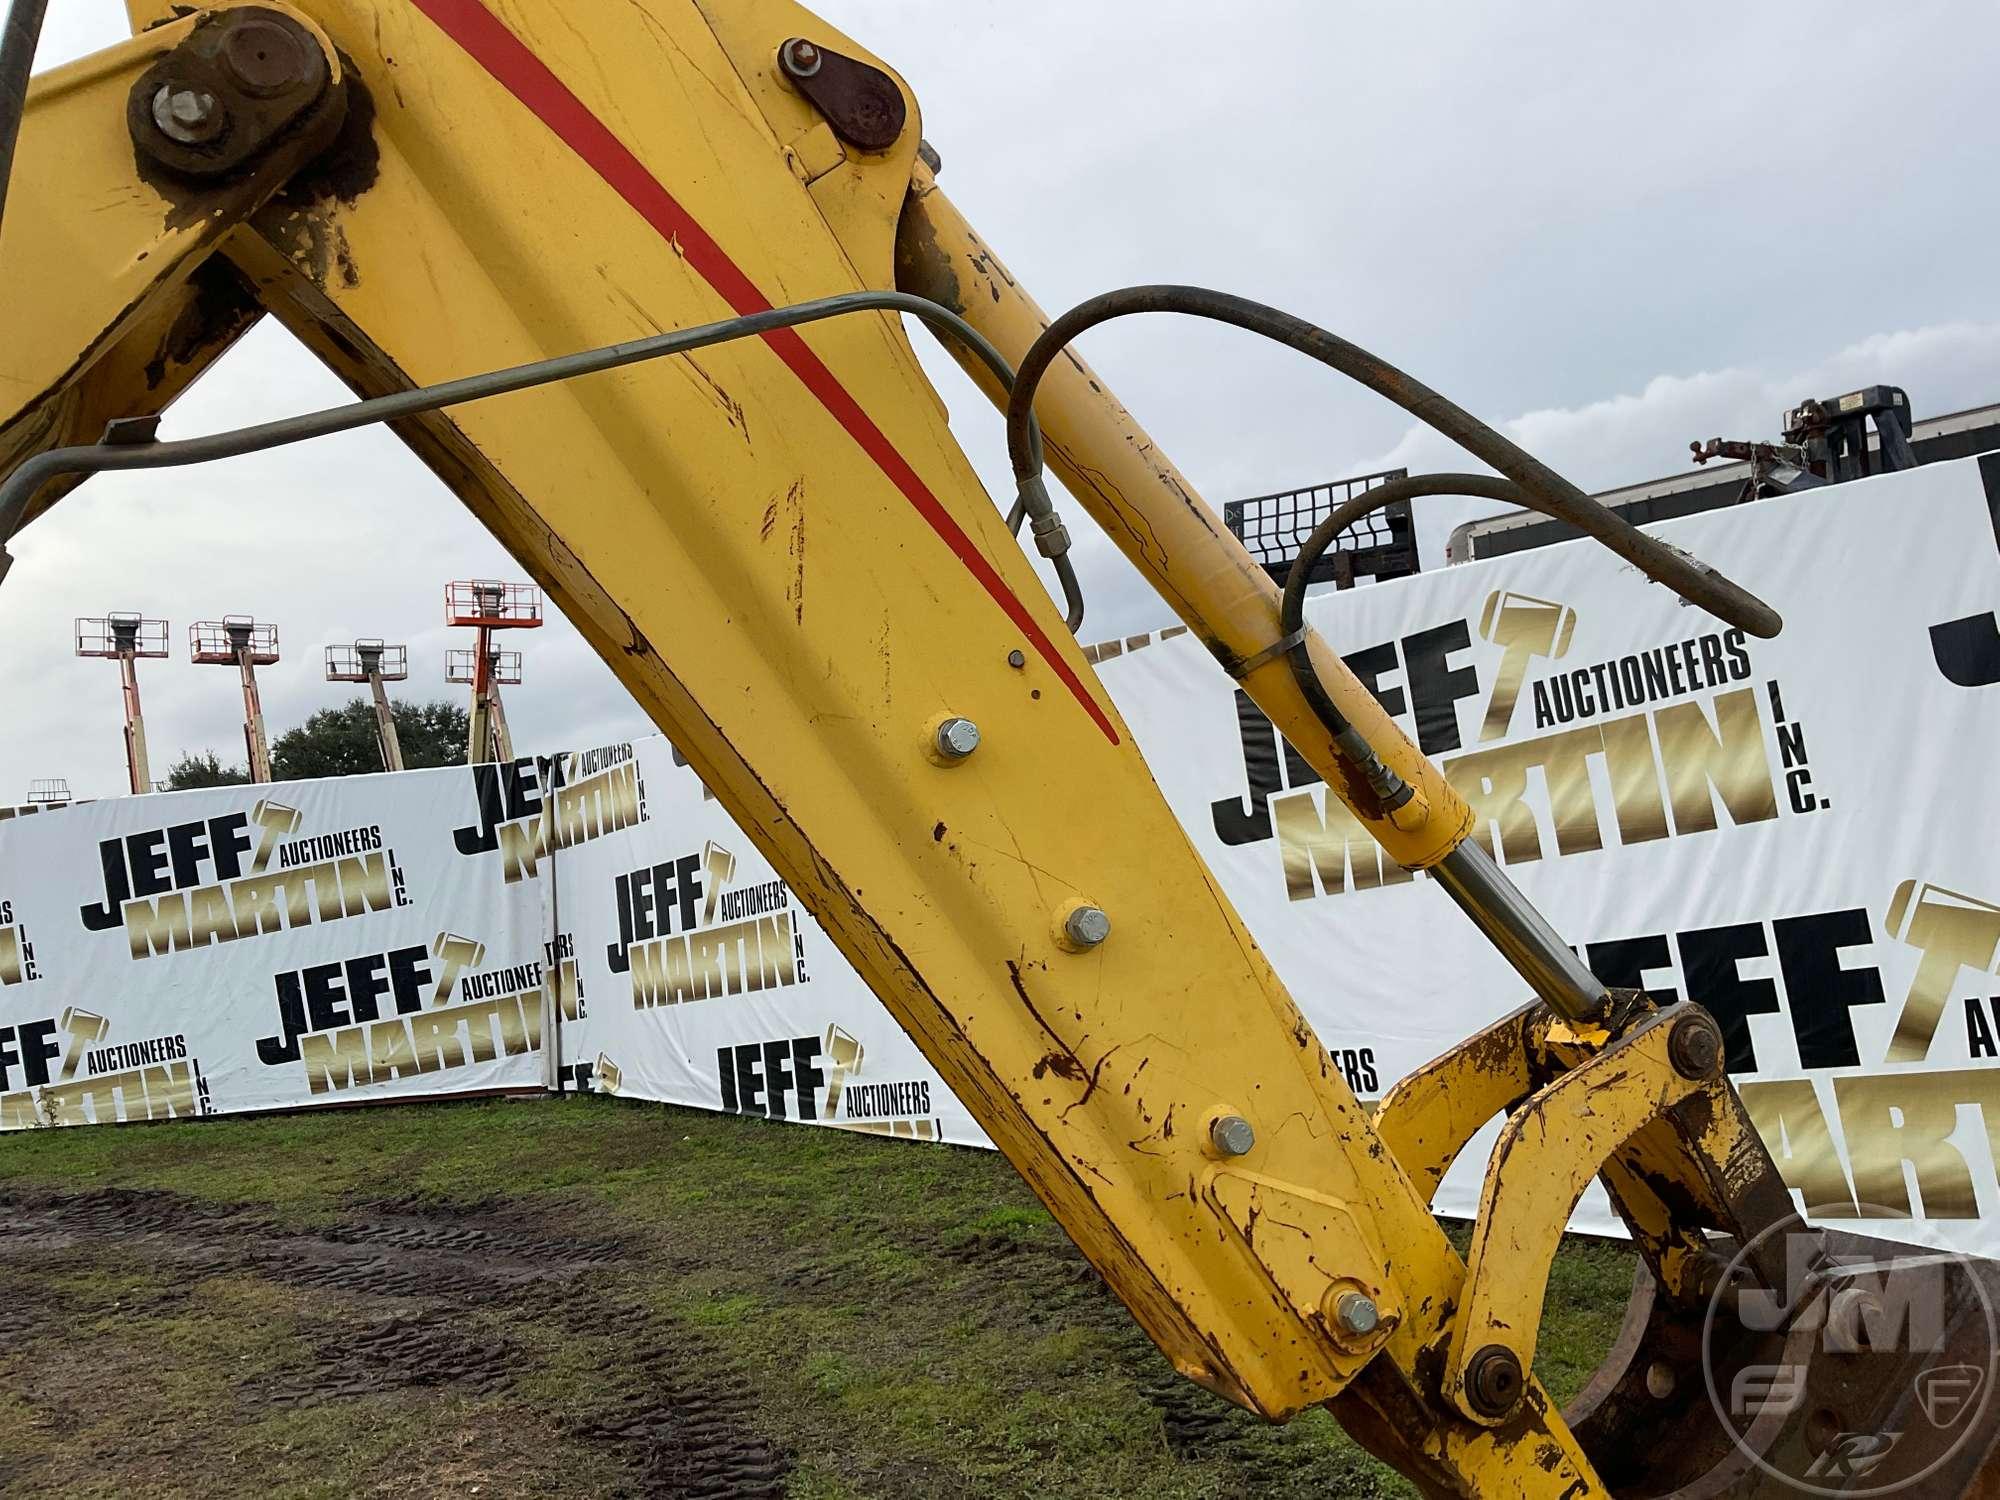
[7,2,1999,796]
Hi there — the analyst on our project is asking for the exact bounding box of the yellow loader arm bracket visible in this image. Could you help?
[4,4,1997,1495]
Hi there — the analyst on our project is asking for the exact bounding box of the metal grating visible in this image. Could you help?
[26,778,70,806]
[1222,467,1417,589]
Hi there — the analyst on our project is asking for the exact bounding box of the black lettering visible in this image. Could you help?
[1402,620,1480,754]
[734,1043,764,1115]
[1211,691,1282,845]
[343,951,390,1024]
[302,960,351,1032]
[1698,634,1727,688]
[761,1039,792,1119]
[1967,998,1997,1060]
[1677,923,1780,1073]
[1586,934,1679,1005]
[607,872,634,973]
[166,820,210,889]
[1723,629,1751,681]
[1774,909,1884,1070]
[257,972,307,1065]
[451,765,508,855]
[387,946,431,1016]
[81,837,132,930]
[1776,721,1807,770]
[717,1045,738,1110]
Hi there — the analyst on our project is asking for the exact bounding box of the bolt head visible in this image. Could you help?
[151,83,222,145]
[1209,1113,1255,1158]
[1334,1291,1380,1337]
[1063,905,1111,949]
[781,38,823,77]
[1006,649,1026,669]
[1668,1012,1723,1080]
[1465,1345,1525,1417]
[934,717,980,759]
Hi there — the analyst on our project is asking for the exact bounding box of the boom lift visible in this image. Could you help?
[1,4,1994,1493]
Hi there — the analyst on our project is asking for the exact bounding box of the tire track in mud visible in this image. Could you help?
[0,1187,794,1498]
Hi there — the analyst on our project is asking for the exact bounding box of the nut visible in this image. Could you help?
[1668,1012,1723,1080]
[1464,1344,1524,1417]
[780,37,823,78]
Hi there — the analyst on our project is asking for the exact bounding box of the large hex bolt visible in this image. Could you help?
[1209,1113,1255,1158]
[933,716,981,761]
[1668,1012,1723,1080]
[1062,904,1110,950]
[1334,1291,1380,1337]
[1465,1344,1525,1417]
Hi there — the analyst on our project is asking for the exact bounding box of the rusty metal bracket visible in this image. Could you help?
[1372,999,1542,1204]
[127,6,337,179]
[776,35,906,151]
[1442,1006,1719,1424]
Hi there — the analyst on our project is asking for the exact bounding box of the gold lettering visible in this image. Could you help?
[1534,723,1608,856]
[1447,741,1543,865]
[1738,1079,1857,1215]
[665,936,695,1004]
[496,993,535,1055]
[630,939,668,1008]
[498,818,544,884]
[0,928,18,985]
[1599,713,1669,846]
[1654,687,1777,835]
[302,1026,376,1094]
[141,1061,197,1119]
[187,885,236,947]
[1833,1073,1979,1219]
[757,914,796,987]
[369,1017,421,1082]
[1273,789,1394,899]
[1884,880,2000,1063]
[688,930,724,999]
[231,875,284,937]
[123,892,192,960]
[336,853,393,919]
[410,1010,468,1072]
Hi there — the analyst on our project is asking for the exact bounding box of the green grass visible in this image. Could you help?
[0,1096,1633,1497]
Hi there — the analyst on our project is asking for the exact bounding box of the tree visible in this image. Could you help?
[270,698,470,780]
[165,750,250,790]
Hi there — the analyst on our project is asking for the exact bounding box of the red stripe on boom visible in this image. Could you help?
[407,0,1119,744]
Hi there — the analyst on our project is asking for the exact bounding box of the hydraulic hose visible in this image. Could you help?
[0,0,48,247]
[1277,473,1531,736]
[0,288,1087,631]
[1000,287,1782,687]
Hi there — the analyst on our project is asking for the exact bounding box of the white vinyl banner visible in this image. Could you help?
[1095,456,2000,1254]
[554,738,988,1148]
[6,454,1999,1259]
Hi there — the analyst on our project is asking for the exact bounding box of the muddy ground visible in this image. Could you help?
[0,1096,1633,1497]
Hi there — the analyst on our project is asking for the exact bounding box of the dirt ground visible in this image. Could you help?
[0,1096,1635,1498]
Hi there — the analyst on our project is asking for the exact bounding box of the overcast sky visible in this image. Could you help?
[8,1,1999,800]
